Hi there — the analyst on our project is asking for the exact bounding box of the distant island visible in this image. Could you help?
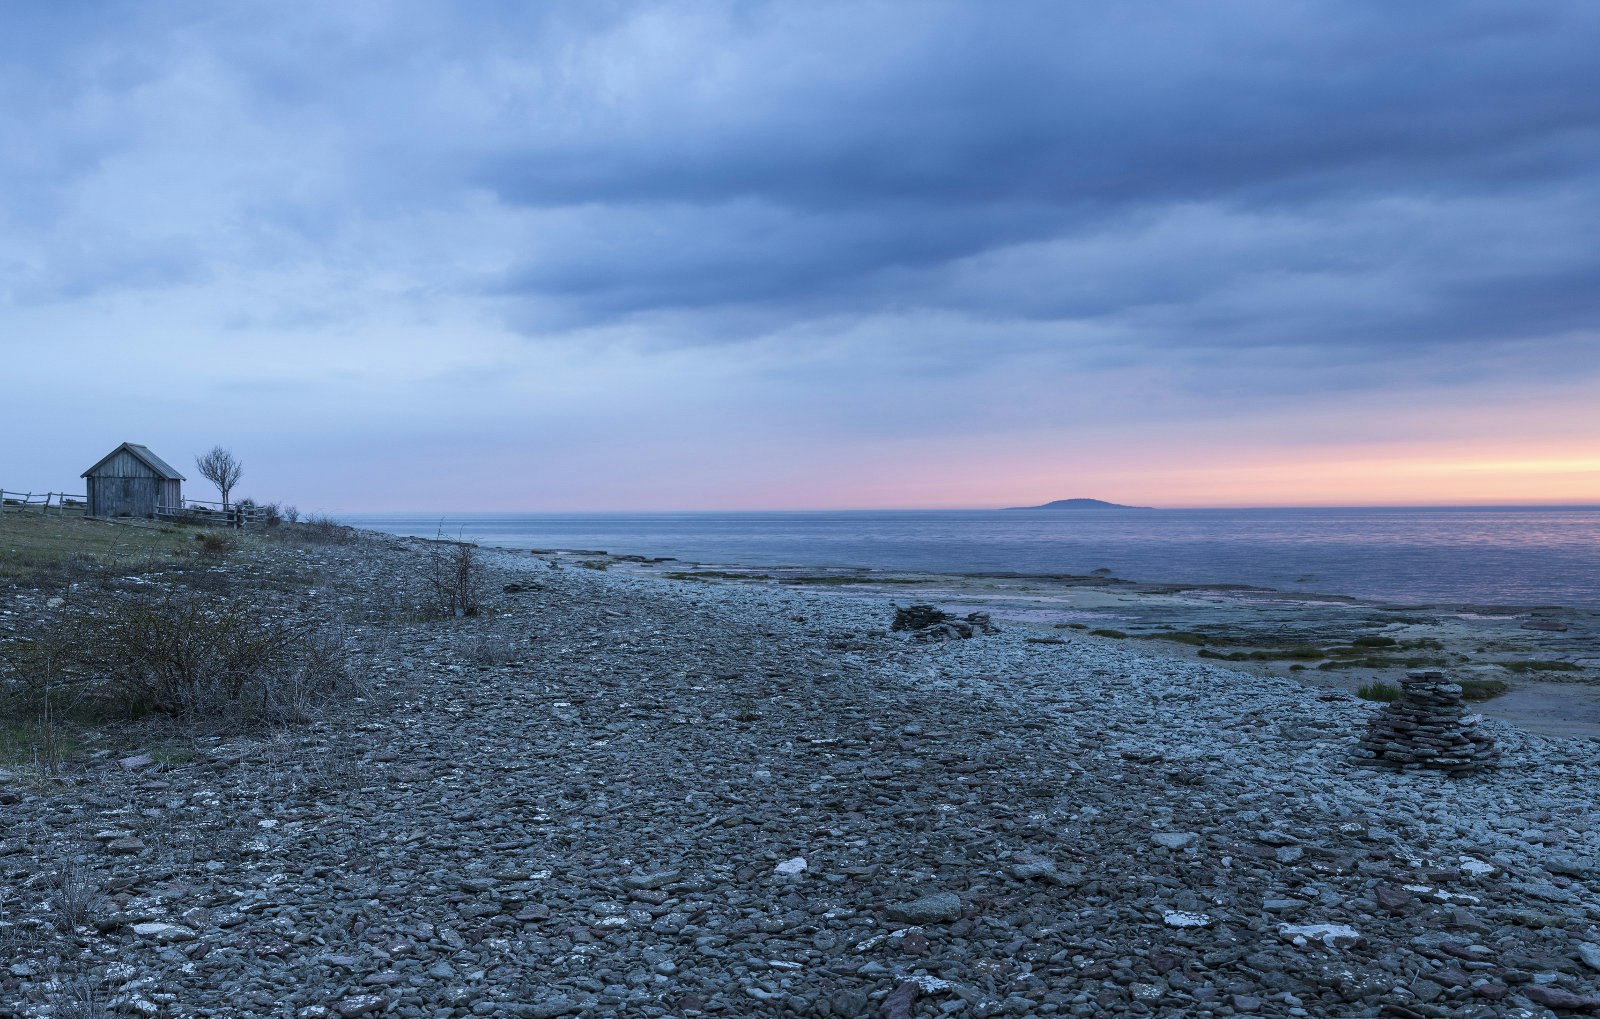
[1004,498,1153,510]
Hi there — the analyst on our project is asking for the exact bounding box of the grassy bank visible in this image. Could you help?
[0,511,203,584]
[0,512,366,774]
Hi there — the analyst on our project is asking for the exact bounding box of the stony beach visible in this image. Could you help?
[4,529,1600,1018]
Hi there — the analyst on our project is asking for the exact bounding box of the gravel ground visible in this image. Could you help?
[3,532,1598,1018]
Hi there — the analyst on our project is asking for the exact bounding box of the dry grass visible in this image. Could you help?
[0,512,205,584]
[12,592,352,725]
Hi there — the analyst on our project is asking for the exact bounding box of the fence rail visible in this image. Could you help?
[156,499,271,528]
[0,489,86,514]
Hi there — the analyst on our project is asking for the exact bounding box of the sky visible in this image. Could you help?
[2,1,1598,511]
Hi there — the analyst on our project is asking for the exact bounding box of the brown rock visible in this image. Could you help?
[1375,885,1413,911]
[1522,985,1600,1011]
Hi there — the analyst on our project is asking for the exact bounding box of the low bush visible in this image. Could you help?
[1352,635,1399,648]
[464,633,515,667]
[298,514,356,545]
[423,535,482,617]
[1318,655,1449,671]
[1089,628,1128,639]
[1356,681,1402,702]
[1140,631,1208,645]
[5,591,350,727]
[1459,679,1510,701]
[195,531,234,559]
[1199,645,1325,662]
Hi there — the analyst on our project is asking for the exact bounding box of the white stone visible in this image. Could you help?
[131,922,197,942]
[774,857,807,876]
[1162,910,1212,928]
[1279,923,1361,948]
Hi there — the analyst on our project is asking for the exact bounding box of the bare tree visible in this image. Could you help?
[195,445,244,511]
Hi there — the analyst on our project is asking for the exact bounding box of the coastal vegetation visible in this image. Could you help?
[1356,681,1402,701]
[783,575,925,586]
[1139,630,1209,645]
[1459,679,1511,701]
[1497,659,1582,673]
[0,512,378,772]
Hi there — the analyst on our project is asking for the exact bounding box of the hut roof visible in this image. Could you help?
[81,443,187,481]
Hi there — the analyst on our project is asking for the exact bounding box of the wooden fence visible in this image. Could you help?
[0,489,86,515]
[3,487,271,528]
[156,499,272,528]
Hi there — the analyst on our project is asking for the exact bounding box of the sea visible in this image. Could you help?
[340,507,1600,610]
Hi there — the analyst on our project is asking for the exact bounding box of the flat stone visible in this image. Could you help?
[774,857,807,876]
[1522,985,1600,1011]
[523,996,579,1017]
[129,922,197,942]
[887,892,962,924]
[335,996,386,1018]
[1278,923,1361,948]
[1151,832,1196,850]
[1262,898,1308,914]
[1545,856,1595,879]
[1579,943,1600,973]
[1163,910,1212,928]
[623,870,679,890]
[1375,885,1413,911]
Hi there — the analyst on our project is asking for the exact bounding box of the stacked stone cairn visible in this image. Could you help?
[1354,670,1500,775]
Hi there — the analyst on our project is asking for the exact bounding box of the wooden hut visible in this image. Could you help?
[81,443,185,518]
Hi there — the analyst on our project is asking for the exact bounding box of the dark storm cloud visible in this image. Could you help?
[468,1,1600,361]
[480,8,1599,212]
[4,1,1598,380]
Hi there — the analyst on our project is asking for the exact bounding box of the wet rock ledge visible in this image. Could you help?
[2,530,1598,1019]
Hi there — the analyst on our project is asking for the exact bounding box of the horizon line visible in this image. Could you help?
[332,501,1600,515]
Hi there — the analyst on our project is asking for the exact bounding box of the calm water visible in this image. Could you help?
[342,508,1600,609]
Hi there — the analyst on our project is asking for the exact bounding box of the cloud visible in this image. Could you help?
[1,2,1597,508]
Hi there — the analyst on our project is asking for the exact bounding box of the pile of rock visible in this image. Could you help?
[1354,670,1500,775]
[891,604,1000,641]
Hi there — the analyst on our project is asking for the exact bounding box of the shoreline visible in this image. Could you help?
[340,507,1600,614]
[475,541,1600,743]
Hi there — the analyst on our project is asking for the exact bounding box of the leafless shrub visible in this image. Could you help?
[465,633,514,667]
[283,505,301,524]
[423,532,482,617]
[44,862,105,934]
[298,514,355,545]
[0,614,82,774]
[53,972,113,1019]
[12,592,352,728]
[195,530,234,559]
[255,624,355,725]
